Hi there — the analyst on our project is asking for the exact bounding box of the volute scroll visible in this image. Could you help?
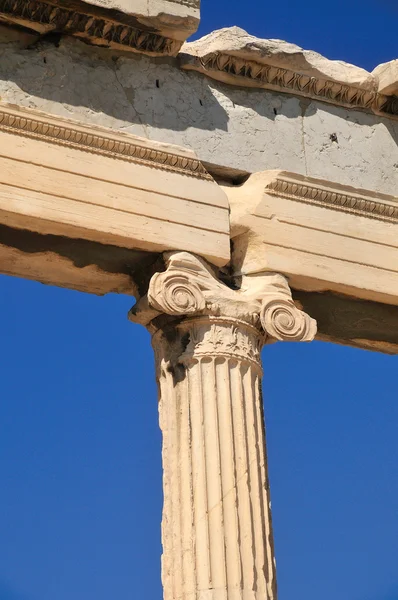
[130,251,317,343]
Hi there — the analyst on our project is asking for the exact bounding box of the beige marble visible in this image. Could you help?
[130,251,316,600]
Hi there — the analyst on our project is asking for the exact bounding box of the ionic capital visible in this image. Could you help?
[129,251,317,343]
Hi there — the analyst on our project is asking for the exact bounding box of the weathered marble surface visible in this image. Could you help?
[0,0,199,55]
[73,0,200,40]
[0,36,396,195]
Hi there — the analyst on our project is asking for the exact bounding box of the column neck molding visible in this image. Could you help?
[153,315,265,370]
[130,251,317,344]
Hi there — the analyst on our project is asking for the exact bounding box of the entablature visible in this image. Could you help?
[0,102,230,267]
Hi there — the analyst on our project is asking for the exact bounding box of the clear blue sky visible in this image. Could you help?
[0,2,397,600]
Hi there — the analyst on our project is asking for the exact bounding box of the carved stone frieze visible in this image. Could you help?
[181,28,398,118]
[0,0,183,56]
[130,251,317,344]
[181,51,398,118]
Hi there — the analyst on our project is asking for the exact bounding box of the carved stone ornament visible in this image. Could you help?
[265,176,398,224]
[130,251,317,343]
[0,104,211,180]
[0,0,185,56]
[181,27,398,118]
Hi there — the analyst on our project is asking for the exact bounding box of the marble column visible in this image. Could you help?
[130,252,316,600]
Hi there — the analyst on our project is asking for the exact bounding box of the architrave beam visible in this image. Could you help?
[0,103,230,268]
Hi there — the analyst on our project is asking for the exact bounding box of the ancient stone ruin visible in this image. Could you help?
[0,1,397,598]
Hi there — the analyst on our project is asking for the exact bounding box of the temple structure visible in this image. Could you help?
[0,1,397,598]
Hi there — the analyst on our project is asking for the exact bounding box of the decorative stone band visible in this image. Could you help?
[178,316,264,368]
[181,52,398,118]
[130,251,317,343]
[0,104,211,180]
[0,0,181,56]
[266,175,398,224]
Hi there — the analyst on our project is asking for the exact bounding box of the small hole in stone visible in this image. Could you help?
[199,99,203,106]
[156,79,160,88]
[43,57,47,64]
[273,108,278,115]
[330,133,338,143]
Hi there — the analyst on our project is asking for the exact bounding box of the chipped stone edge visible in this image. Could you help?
[0,0,182,56]
[180,52,398,119]
[0,103,212,180]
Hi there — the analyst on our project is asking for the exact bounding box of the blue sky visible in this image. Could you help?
[0,1,397,600]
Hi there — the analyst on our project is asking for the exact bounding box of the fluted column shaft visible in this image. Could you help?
[129,251,317,600]
[154,316,276,600]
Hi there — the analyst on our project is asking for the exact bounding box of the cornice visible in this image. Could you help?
[266,176,398,224]
[181,52,398,118]
[0,0,181,56]
[0,104,212,180]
